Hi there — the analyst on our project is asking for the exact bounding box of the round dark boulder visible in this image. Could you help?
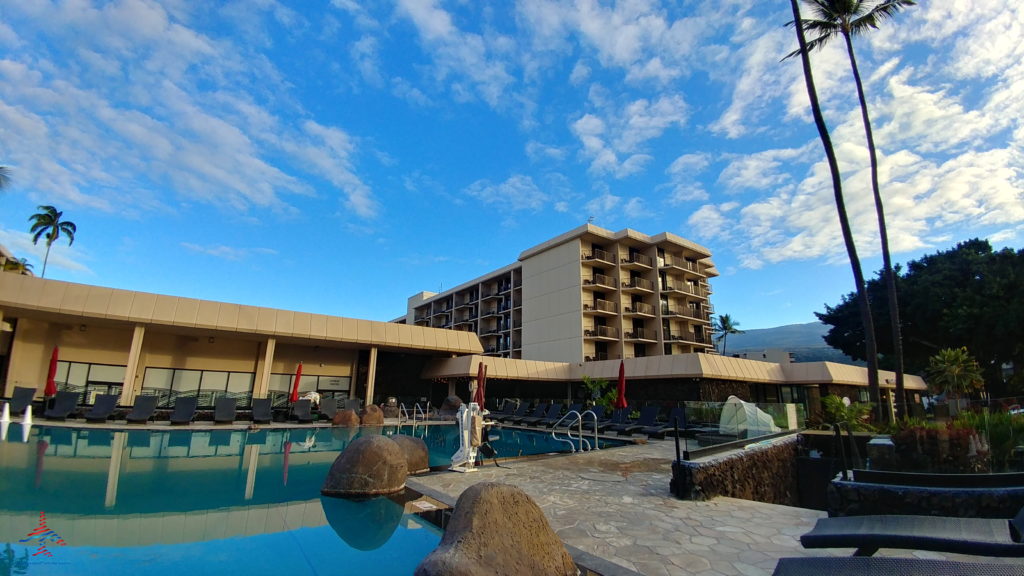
[440,395,463,412]
[391,434,430,475]
[333,408,360,427]
[361,404,385,426]
[414,482,576,576]
[322,434,408,497]
[320,494,404,551]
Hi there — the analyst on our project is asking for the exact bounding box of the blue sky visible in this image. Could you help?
[0,1,1020,330]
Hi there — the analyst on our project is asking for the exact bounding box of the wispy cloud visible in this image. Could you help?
[180,242,278,261]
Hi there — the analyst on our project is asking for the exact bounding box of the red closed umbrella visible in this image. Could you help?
[474,362,487,407]
[44,347,59,397]
[289,362,303,403]
[614,359,628,410]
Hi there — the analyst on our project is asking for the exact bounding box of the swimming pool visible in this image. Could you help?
[0,423,625,575]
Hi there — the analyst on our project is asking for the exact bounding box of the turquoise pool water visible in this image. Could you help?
[0,423,624,575]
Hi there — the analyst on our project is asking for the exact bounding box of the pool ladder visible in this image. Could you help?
[398,403,429,425]
[550,410,600,453]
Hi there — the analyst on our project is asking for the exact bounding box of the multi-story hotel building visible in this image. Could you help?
[401,224,718,364]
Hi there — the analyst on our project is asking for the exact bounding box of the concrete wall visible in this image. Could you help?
[521,239,585,362]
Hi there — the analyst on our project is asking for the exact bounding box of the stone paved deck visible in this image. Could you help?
[407,436,1023,576]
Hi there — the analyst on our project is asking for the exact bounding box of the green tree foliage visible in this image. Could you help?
[712,314,745,356]
[581,375,616,412]
[29,205,77,278]
[817,239,1024,396]
[926,347,985,401]
[821,394,875,432]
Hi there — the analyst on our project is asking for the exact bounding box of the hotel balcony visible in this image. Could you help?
[583,325,619,340]
[623,302,656,317]
[666,332,711,345]
[659,255,705,277]
[619,252,654,269]
[582,273,617,290]
[581,247,616,266]
[454,318,476,329]
[583,352,610,362]
[480,291,502,302]
[624,327,657,342]
[620,277,654,293]
[583,299,618,315]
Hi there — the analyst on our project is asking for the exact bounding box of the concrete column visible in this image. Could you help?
[364,346,378,406]
[121,325,146,404]
[252,338,276,399]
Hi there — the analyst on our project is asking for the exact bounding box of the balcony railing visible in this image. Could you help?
[583,325,619,339]
[621,277,654,291]
[584,353,610,362]
[625,302,656,316]
[621,252,654,267]
[583,299,618,314]
[624,328,656,341]
[583,273,617,288]
[581,247,614,264]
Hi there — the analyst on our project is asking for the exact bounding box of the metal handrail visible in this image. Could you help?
[550,411,583,453]
[413,403,427,423]
[398,403,410,424]
[550,410,599,453]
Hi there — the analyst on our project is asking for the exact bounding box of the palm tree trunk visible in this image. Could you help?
[721,334,728,356]
[789,0,882,421]
[41,240,52,279]
[843,32,905,420]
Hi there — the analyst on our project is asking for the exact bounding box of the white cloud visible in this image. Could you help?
[571,94,687,177]
[181,242,278,261]
[464,175,548,211]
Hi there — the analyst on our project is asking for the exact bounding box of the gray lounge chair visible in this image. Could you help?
[251,398,273,424]
[616,405,661,435]
[43,391,80,420]
[493,402,529,423]
[214,397,237,424]
[6,386,37,415]
[510,403,548,425]
[521,403,561,427]
[541,403,581,427]
[319,397,339,421]
[126,395,159,423]
[800,506,1024,557]
[84,393,119,422]
[773,556,1024,576]
[169,396,198,425]
[291,399,313,423]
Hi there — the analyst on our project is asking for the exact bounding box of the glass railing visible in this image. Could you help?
[676,400,806,456]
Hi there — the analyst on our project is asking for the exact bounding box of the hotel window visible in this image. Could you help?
[141,368,255,408]
[267,373,352,407]
[54,361,126,405]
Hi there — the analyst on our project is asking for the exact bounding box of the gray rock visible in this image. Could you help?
[320,495,403,551]
[415,482,577,576]
[391,434,430,475]
[322,434,408,497]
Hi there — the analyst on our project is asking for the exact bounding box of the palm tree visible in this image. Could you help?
[29,205,77,278]
[2,257,33,275]
[786,0,882,420]
[926,347,984,408]
[788,0,915,420]
[713,314,745,356]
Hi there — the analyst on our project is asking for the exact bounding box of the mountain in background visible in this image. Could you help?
[722,322,862,365]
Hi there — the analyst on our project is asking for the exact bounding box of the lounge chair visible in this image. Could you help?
[169,396,198,425]
[291,399,314,423]
[214,397,237,424]
[772,556,1024,576]
[522,403,562,427]
[615,405,661,435]
[319,397,339,421]
[43,391,80,420]
[653,406,686,438]
[542,403,581,428]
[492,402,529,423]
[83,393,119,423]
[510,403,549,425]
[580,405,606,430]
[251,397,273,424]
[86,429,113,447]
[800,506,1024,557]
[125,395,159,423]
[6,386,37,416]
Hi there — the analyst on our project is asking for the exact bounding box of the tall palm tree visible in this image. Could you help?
[713,314,745,356]
[788,0,915,420]
[29,205,77,279]
[2,257,34,275]
[786,0,882,420]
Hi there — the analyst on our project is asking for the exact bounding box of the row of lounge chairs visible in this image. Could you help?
[2,386,338,425]
[489,402,686,437]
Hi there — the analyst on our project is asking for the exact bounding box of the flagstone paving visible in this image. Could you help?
[407,435,1023,576]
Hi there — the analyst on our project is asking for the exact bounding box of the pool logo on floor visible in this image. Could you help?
[19,511,67,557]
